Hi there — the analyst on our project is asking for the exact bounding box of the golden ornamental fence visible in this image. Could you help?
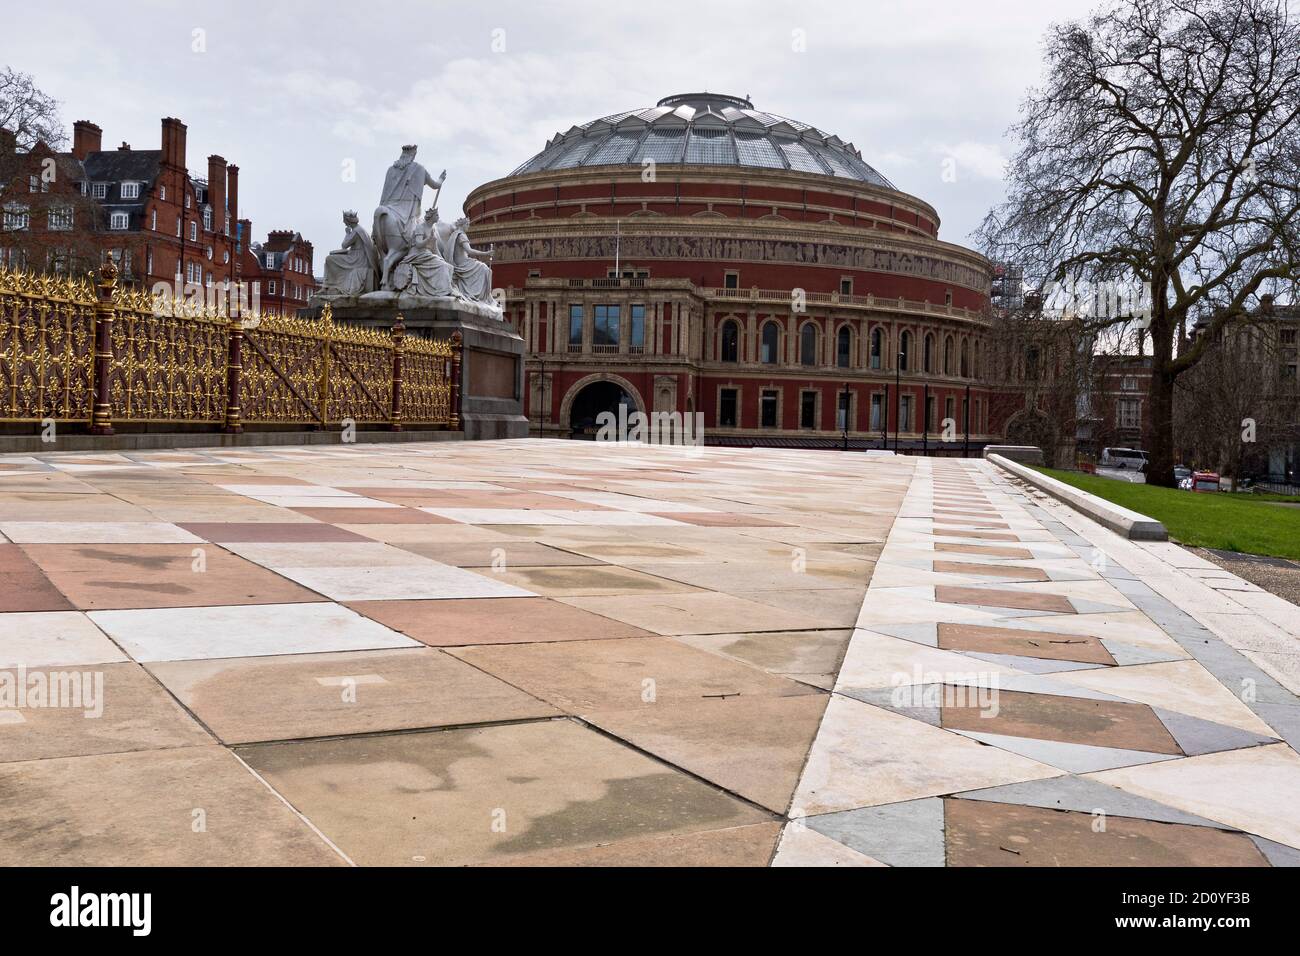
[0,262,459,433]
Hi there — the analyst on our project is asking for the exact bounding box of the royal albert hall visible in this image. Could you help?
[464,92,997,449]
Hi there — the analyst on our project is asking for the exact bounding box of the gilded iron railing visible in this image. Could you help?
[0,263,459,432]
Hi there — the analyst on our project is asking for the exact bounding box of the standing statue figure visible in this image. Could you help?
[372,145,446,290]
[432,211,496,305]
[316,210,378,298]
[389,207,454,298]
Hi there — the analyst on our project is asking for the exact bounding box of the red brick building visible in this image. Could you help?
[465,92,997,449]
[1,115,312,311]
[239,226,316,316]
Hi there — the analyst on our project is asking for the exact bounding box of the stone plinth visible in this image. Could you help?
[305,296,528,440]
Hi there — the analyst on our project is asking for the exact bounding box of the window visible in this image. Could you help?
[840,277,853,296]
[800,390,817,429]
[630,304,645,350]
[925,394,936,431]
[568,304,583,346]
[945,396,955,429]
[265,253,275,268]
[1122,376,1138,392]
[870,393,884,431]
[267,280,276,294]
[761,322,779,364]
[1025,345,1040,381]
[960,340,970,377]
[3,204,30,231]
[92,183,107,199]
[146,248,153,274]
[189,221,198,242]
[724,271,739,290]
[121,182,140,200]
[109,211,129,230]
[719,388,738,427]
[944,336,954,375]
[594,304,620,346]
[47,206,73,231]
[175,216,182,237]
[899,331,911,371]
[1117,399,1141,430]
[720,319,739,362]
[800,324,817,367]
[150,209,157,231]
[899,394,913,431]
[185,193,191,209]
[837,326,852,368]
[870,328,882,369]
[924,333,934,373]
[160,185,167,201]
[837,389,851,431]
[203,207,212,231]
[760,390,779,428]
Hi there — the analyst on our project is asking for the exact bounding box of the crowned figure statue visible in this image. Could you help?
[315,210,378,299]
[372,144,446,290]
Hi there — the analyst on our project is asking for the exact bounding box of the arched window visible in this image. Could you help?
[761,322,780,364]
[870,327,883,369]
[960,339,970,377]
[836,326,852,368]
[800,324,818,367]
[923,333,934,373]
[720,319,739,363]
[899,330,911,372]
[944,336,954,376]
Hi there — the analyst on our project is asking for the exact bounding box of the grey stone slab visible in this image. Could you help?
[1070,599,1134,615]
[954,730,1180,773]
[1153,708,1278,757]
[806,797,945,867]
[1250,834,1300,865]
[866,621,939,647]
[839,687,941,726]
[1100,640,1187,667]
[1108,578,1157,598]
[1251,703,1300,752]
[964,651,1107,675]
[953,775,1226,829]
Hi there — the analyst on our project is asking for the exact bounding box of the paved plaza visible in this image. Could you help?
[0,439,1298,866]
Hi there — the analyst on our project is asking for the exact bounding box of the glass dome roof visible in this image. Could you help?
[510,93,895,189]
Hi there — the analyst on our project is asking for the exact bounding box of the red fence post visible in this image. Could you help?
[390,313,405,431]
[449,330,463,430]
[89,261,116,436]
[224,314,244,433]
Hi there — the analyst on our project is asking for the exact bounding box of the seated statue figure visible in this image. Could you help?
[316,211,378,299]
[389,207,454,298]
[432,211,495,305]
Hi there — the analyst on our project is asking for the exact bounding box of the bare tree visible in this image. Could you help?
[978,0,1300,486]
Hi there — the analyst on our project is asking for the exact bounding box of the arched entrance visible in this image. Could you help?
[560,374,646,439]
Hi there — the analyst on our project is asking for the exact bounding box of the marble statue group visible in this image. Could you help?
[315,145,498,313]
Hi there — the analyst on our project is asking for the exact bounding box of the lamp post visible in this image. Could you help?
[894,351,903,453]
[841,381,850,452]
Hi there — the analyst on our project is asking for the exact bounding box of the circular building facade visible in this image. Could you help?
[464,92,995,447]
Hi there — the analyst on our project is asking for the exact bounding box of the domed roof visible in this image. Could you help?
[510,92,895,189]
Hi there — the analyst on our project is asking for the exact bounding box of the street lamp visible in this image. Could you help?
[841,381,850,451]
[894,350,903,453]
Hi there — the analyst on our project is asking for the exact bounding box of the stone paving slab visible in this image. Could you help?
[5,439,1298,866]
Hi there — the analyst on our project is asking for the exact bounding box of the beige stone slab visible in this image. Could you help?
[772,824,887,866]
[489,821,782,866]
[732,587,868,627]
[472,564,700,597]
[792,695,1061,815]
[0,745,343,865]
[1088,744,1300,850]
[147,647,558,744]
[837,628,1028,690]
[0,661,212,762]
[626,561,853,592]
[236,720,771,866]
[335,523,516,544]
[1041,660,1277,737]
[586,694,828,812]
[675,629,853,682]
[559,592,832,635]
[0,611,127,668]
[451,636,818,713]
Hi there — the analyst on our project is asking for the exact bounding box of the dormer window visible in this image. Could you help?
[265,253,275,269]
[92,183,108,199]
[121,182,140,200]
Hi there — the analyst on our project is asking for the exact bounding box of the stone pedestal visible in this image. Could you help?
[305,296,528,440]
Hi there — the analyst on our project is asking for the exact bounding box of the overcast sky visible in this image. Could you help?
[4,0,1099,257]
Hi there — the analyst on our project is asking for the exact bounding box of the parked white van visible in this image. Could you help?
[1100,447,1149,470]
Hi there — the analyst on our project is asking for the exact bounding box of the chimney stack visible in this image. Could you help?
[226,164,239,225]
[72,121,102,160]
[160,117,187,169]
[207,154,227,232]
[0,128,16,155]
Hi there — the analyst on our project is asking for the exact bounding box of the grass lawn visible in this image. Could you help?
[1036,467,1300,560]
